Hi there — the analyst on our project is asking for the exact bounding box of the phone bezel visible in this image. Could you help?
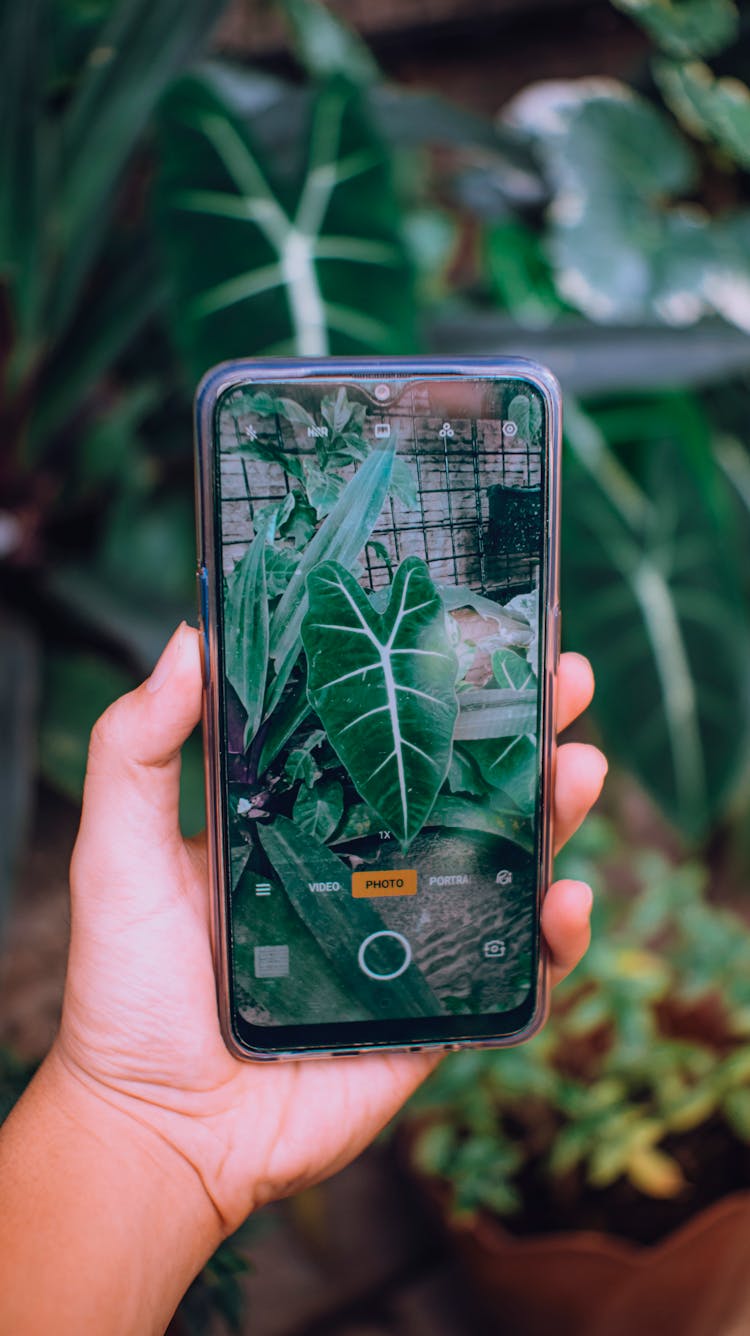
[195,356,561,1061]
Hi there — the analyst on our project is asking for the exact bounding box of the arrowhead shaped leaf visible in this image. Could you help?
[155,72,415,380]
[302,557,459,849]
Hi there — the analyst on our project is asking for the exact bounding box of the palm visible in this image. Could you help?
[58,629,605,1234]
[62,828,436,1229]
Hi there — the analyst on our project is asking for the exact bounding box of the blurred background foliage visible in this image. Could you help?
[3,0,750,918]
[3,0,750,904]
[3,0,750,1322]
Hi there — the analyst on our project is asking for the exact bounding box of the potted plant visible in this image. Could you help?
[402,817,750,1336]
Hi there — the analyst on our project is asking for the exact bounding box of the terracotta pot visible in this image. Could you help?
[437,1190,750,1336]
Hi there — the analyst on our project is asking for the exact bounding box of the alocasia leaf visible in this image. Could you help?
[301,556,459,849]
[465,737,538,818]
[491,647,535,690]
[292,777,343,840]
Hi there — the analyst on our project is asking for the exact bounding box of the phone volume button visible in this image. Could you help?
[197,566,210,684]
[553,605,561,667]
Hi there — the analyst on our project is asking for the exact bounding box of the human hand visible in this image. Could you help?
[54,625,606,1238]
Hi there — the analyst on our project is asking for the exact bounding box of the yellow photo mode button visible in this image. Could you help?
[351,869,417,898]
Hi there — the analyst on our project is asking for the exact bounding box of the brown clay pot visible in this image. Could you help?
[440,1190,750,1336]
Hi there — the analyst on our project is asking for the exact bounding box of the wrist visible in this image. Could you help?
[0,1047,226,1335]
[45,1042,227,1241]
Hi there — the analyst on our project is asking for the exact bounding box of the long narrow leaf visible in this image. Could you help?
[453,690,537,741]
[0,0,47,360]
[563,403,749,835]
[264,448,395,714]
[48,0,224,339]
[257,816,441,1016]
[225,532,269,746]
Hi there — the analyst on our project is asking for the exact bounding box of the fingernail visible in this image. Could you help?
[147,623,185,694]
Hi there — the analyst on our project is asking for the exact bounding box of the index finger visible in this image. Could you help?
[556,652,595,733]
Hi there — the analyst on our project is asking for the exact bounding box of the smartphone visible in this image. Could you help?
[195,357,561,1060]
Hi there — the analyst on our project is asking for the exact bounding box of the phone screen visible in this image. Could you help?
[210,374,552,1051]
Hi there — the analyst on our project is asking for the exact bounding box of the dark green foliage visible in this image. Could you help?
[155,73,415,381]
[562,399,749,838]
[256,817,441,1017]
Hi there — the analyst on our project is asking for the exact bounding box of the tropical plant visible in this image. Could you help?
[217,377,544,1022]
[405,815,750,1236]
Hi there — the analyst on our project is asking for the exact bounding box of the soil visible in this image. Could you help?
[502,1116,750,1247]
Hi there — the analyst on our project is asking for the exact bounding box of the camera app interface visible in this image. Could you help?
[215,378,546,1028]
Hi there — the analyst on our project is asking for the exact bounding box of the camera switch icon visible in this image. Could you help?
[483,939,506,960]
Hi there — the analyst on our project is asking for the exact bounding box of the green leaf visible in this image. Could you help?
[612,0,739,59]
[320,387,355,433]
[29,242,164,453]
[253,492,295,540]
[465,737,537,818]
[0,0,47,359]
[256,816,441,1016]
[276,397,317,428]
[292,778,343,841]
[155,73,415,381]
[283,746,321,789]
[507,81,712,326]
[257,673,312,775]
[330,800,380,844]
[389,456,419,510]
[484,220,564,328]
[724,1088,750,1141]
[303,460,346,517]
[278,0,379,85]
[49,0,225,341]
[427,795,533,852]
[302,557,458,848]
[453,689,537,742]
[225,532,269,748]
[655,60,750,170]
[265,447,396,713]
[562,401,750,836]
[265,546,300,598]
[491,647,535,691]
[446,746,487,797]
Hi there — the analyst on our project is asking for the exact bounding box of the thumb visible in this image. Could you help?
[71,624,203,889]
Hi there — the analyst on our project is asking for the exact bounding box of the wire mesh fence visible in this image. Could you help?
[219,384,542,603]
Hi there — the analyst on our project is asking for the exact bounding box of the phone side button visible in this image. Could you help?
[197,566,210,685]
[551,604,561,668]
